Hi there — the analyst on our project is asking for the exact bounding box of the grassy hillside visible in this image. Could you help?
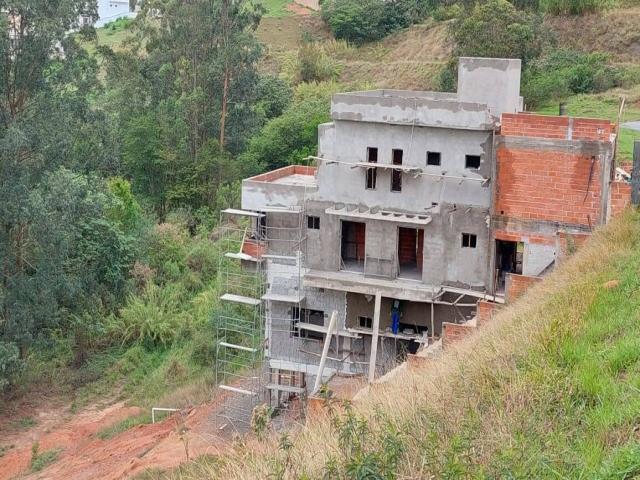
[536,85,640,164]
[154,209,640,478]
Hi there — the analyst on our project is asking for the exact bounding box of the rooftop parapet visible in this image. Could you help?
[331,91,495,131]
[241,165,317,212]
[330,57,523,130]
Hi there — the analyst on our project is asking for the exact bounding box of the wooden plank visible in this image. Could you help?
[219,385,258,396]
[220,293,261,306]
[368,293,382,383]
[313,311,337,394]
[218,341,257,353]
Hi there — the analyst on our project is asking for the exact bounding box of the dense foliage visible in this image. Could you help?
[0,0,346,399]
[320,0,424,44]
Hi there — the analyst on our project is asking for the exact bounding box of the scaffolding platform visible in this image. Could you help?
[220,293,261,306]
[224,252,263,262]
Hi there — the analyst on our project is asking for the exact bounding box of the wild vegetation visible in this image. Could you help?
[1,0,640,475]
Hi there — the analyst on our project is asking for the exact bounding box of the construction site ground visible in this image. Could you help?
[0,390,235,480]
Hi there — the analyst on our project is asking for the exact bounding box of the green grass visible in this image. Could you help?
[10,416,37,430]
[536,90,640,163]
[30,447,63,473]
[96,413,151,440]
[261,0,293,17]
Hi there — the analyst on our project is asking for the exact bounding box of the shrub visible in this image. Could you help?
[298,42,340,83]
[239,85,334,171]
[111,283,189,346]
[452,0,550,64]
[321,0,414,44]
[0,341,23,393]
[522,50,621,106]
[432,3,463,21]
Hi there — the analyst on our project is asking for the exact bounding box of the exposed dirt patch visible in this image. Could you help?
[0,387,242,480]
[0,401,143,480]
[295,0,320,10]
[286,2,313,15]
[545,8,640,61]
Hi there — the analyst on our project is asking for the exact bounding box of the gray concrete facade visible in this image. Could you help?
[239,57,525,393]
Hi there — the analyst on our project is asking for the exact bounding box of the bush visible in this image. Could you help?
[0,341,23,392]
[432,3,463,21]
[239,84,335,171]
[321,0,413,44]
[298,42,341,83]
[111,283,189,346]
[522,50,621,106]
[452,0,550,64]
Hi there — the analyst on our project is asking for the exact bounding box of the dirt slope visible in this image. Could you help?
[545,7,640,61]
[0,392,237,480]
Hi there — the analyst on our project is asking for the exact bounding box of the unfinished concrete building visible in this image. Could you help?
[215,57,632,427]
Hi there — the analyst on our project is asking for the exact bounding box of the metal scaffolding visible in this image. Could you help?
[215,204,310,432]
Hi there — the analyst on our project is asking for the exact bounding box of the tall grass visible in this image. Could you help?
[163,209,640,478]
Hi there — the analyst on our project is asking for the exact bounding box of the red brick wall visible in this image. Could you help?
[476,300,499,327]
[495,147,603,227]
[610,181,632,216]
[247,165,317,183]
[557,232,591,259]
[505,273,542,303]
[442,322,476,348]
[501,114,613,141]
[494,229,555,246]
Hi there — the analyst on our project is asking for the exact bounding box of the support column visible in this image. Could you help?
[368,293,382,383]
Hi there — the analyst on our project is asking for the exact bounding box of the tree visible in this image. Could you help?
[439,0,551,91]
[452,0,550,64]
[321,0,415,44]
[0,1,127,369]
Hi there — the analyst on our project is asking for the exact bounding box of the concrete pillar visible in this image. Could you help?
[368,293,382,383]
[632,141,640,206]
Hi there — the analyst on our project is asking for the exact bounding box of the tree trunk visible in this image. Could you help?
[219,65,228,149]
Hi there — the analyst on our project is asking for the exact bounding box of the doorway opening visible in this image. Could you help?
[341,221,366,272]
[495,240,523,291]
[397,227,424,280]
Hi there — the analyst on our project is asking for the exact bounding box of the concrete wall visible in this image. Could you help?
[330,93,493,130]
[316,121,492,211]
[458,57,521,118]
[422,205,490,288]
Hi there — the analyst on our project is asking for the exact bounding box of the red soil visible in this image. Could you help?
[0,395,233,480]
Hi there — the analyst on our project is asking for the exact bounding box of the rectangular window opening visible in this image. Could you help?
[366,147,378,190]
[307,215,320,230]
[391,149,403,192]
[461,233,477,248]
[358,316,373,329]
[293,308,325,340]
[465,155,481,170]
[427,151,441,166]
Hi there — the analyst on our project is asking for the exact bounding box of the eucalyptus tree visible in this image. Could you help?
[105,0,267,218]
[0,1,130,385]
